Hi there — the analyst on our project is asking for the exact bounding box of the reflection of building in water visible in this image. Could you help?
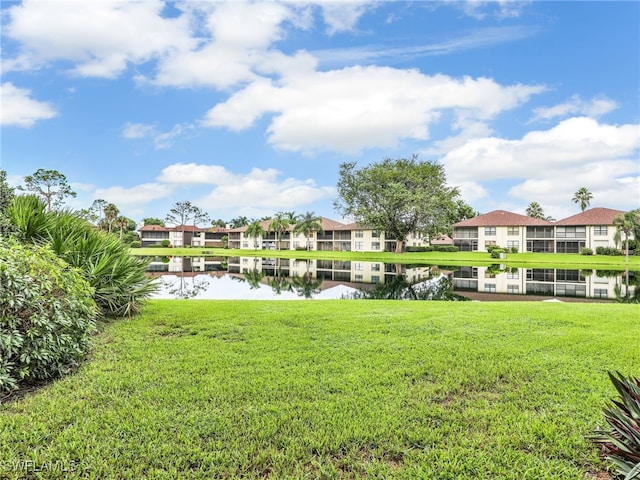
[452,266,633,300]
[226,257,433,285]
[146,256,226,274]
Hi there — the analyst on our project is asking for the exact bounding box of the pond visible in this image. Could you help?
[146,256,639,302]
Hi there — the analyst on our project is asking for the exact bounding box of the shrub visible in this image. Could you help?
[8,196,158,318]
[591,372,640,479]
[432,245,459,252]
[510,247,519,254]
[490,248,507,259]
[0,239,97,392]
[129,240,142,248]
[581,247,593,255]
[596,246,624,256]
[161,239,171,247]
[406,246,429,252]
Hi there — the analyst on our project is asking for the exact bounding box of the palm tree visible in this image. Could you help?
[613,209,640,261]
[525,202,545,220]
[294,211,324,251]
[572,187,593,212]
[269,213,291,250]
[103,203,120,234]
[115,215,129,239]
[245,220,265,249]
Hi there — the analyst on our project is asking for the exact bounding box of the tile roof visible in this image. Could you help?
[228,217,346,233]
[452,210,553,227]
[554,207,625,226]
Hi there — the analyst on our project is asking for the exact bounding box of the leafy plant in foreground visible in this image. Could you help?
[591,371,640,479]
[0,239,97,392]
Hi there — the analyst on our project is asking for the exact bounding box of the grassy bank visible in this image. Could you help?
[133,247,640,269]
[1,300,638,479]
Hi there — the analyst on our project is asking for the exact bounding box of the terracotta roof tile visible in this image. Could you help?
[452,210,553,227]
[555,207,625,226]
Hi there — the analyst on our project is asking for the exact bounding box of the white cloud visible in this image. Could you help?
[441,117,640,213]
[3,0,194,77]
[0,82,57,127]
[157,162,334,216]
[531,95,619,123]
[319,1,372,35]
[93,183,174,208]
[121,122,193,149]
[203,66,544,154]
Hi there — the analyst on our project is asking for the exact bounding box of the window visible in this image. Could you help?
[372,230,380,238]
[355,241,364,250]
[485,227,496,236]
[484,270,496,278]
[556,226,586,238]
[354,262,363,271]
[507,226,519,235]
[355,230,364,238]
[594,226,608,235]
[507,285,519,294]
[354,274,363,282]
[371,275,380,283]
[484,283,496,293]
[485,240,497,248]
[594,288,608,298]
[507,270,519,279]
[371,263,381,272]
[371,242,380,250]
[507,240,519,250]
[242,241,249,248]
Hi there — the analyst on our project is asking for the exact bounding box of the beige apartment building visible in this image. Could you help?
[452,207,628,253]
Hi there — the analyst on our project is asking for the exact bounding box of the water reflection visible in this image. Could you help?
[145,256,638,302]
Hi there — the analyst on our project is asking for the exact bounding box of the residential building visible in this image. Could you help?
[139,224,229,248]
[553,208,624,253]
[452,210,553,253]
[452,207,629,253]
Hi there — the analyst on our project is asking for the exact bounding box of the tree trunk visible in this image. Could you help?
[395,239,403,253]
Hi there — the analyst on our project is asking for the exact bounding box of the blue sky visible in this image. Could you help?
[2,0,639,225]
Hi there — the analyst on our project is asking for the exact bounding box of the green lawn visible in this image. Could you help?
[134,247,640,270]
[1,301,639,479]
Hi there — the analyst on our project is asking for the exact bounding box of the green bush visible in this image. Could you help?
[596,246,624,256]
[432,245,459,252]
[580,247,593,255]
[405,246,429,252]
[8,196,158,318]
[510,246,519,254]
[490,248,507,259]
[0,239,97,392]
[161,239,171,247]
[129,240,142,248]
[591,372,640,479]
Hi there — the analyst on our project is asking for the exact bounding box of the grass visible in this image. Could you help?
[134,247,640,270]
[1,300,639,479]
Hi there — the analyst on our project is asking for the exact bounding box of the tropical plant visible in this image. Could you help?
[6,194,52,243]
[18,168,76,211]
[526,201,546,220]
[142,217,165,227]
[294,211,324,251]
[0,238,97,392]
[7,196,157,317]
[103,203,120,234]
[0,170,15,238]
[591,371,640,479]
[614,210,640,262]
[269,213,291,250]
[334,156,460,252]
[572,187,593,212]
[290,273,323,298]
[245,220,266,249]
[230,216,249,228]
[115,216,130,239]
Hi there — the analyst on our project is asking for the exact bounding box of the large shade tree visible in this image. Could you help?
[19,168,76,212]
[572,187,593,212]
[334,156,460,252]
